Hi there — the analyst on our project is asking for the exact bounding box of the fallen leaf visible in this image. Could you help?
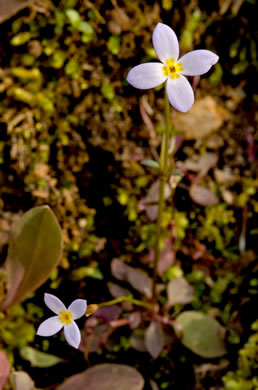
[172,96,231,140]
[184,153,218,177]
[214,168,236,185]
[190,185,218,206]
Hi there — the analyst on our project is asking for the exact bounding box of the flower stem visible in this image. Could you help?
[98,296,154,310]
[152,88,171,302]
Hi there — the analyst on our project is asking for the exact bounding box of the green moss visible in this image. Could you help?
[0,305,36,351]
[222,320,258,389]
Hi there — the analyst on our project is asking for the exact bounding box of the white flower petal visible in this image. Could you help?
[64,321,81,349]
[36,316,63,337]
[166,75,194,113]
[179,50,219,76]
[127,63,166,89]
[68,299,87,320]
[152,23,179,63]
[44,293,66,314]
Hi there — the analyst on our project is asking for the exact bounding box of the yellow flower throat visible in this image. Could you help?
[162,58,183,80]
[59,310,73,325]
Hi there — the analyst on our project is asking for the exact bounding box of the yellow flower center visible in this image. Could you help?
[162,58,183,80]
[59,310,73,325]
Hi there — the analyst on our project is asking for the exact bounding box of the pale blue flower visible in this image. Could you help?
[127,23,219,112]
[37,293,87,349]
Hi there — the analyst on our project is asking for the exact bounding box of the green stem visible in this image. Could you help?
[152,88,171,302]
[98,296,154,310]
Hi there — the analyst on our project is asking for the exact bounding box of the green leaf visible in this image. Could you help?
[71,265,104,280]
[141,160,160,170]
[107,36,120,55]
[79,21,94,35]
[169,169,183,177]
[65,9,81,28]
[101,81,115,101]
[0,206,62,309]
[57,364,144,390]
[20,346,64,368]
[176,311,227,358]
[10,32,31,46]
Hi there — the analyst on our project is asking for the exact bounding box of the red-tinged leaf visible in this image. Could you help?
[142,181,171,221]
[57,364,144,390]
[157,240,175,276]
[127,267,152,299]
[167,277,194,307]
[128,312,142,329]
[110,259,128,281]
[130,330,147,352]
[0,351,10,390]
[144,321,165,359]
[0,206,62,309]
[190,185,218,206]
[245,129,255,163]
[85,324,111,353]
[13,371,35,390]
[92,305,121,323]
[110,259,152,298]
[108,283,131,299]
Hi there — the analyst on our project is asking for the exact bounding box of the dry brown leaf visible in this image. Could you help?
[172,96,231,140]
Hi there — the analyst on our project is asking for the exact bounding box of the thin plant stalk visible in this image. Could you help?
[99,296,154,310]
[152,88,171,302]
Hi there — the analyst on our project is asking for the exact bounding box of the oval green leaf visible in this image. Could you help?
[20,346,64,368]
[176,311,227,358]
[141,160,160,170]
[1,206,62,309]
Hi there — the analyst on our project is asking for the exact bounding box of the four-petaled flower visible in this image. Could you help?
[127,23,219,113]
[37,293,87,349]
